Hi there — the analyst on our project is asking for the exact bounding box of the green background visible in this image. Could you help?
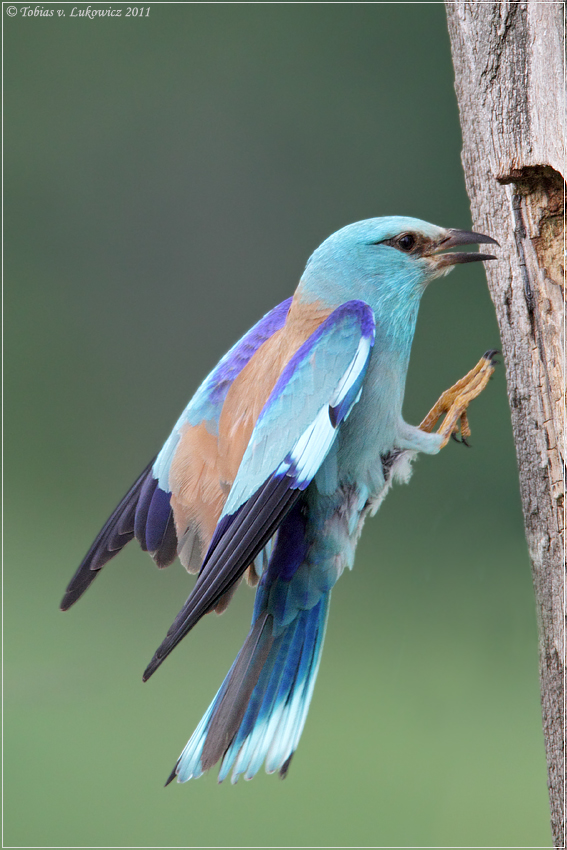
[4,3,551,847]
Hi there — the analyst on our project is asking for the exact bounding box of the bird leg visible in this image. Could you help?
[419,350,499,448]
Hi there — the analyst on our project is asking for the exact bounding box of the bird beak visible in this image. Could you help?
[428,229,499,268]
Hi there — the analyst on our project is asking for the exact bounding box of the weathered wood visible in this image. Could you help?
[445,2,565,845]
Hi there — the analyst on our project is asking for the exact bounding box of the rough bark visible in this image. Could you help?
[445,2,565,845]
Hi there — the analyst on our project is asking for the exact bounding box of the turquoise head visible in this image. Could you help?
[297,216,497,327]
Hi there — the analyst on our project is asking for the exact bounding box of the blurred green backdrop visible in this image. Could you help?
[4,3,551,847]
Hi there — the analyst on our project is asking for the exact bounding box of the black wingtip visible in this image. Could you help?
[59,458,158,612]
[59,568,101,612]
[60,586,88,611]
[142,654,162,682]
[165,761,179,787]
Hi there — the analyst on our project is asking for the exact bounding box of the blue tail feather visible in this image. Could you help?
[171,592,330,784]
[237,613,309,780]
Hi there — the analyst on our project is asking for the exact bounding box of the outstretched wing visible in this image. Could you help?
[60,298,293,611]
[143,300,375,679]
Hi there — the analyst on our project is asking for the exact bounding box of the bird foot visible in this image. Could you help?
[419,350,499,448]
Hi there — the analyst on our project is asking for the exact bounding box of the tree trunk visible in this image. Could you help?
[445,2,565,845]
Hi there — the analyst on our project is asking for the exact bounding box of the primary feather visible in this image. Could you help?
[62,216,496,782]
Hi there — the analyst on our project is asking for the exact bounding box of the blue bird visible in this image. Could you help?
[62,216,498,784]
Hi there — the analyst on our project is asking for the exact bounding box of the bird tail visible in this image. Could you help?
[167,592,330,784]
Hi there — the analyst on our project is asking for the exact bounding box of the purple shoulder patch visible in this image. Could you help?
[206,297,292,407]
[265,300,375,411]
[344,299,375,340]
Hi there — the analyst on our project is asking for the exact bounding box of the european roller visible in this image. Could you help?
[62,216,498,784]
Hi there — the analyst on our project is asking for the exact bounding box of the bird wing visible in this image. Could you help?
[143,300,375,679]
[60,298,293,611]
[151,296,294,576]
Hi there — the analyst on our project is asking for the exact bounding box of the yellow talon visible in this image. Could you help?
[419,351,498,448]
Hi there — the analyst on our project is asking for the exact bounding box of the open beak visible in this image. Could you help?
[429,229,499,268]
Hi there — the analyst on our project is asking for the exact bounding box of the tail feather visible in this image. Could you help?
[225,617,300,781]
[200,612,274,770]
[171,593,330,784]
[265,599,324,774]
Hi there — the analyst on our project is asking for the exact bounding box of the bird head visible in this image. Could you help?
[298,216,498,316]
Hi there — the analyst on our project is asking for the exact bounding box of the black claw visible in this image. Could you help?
[483,348,501,366]
[451,431,471,447]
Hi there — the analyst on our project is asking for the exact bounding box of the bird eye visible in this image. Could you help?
[396,233,416,252]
